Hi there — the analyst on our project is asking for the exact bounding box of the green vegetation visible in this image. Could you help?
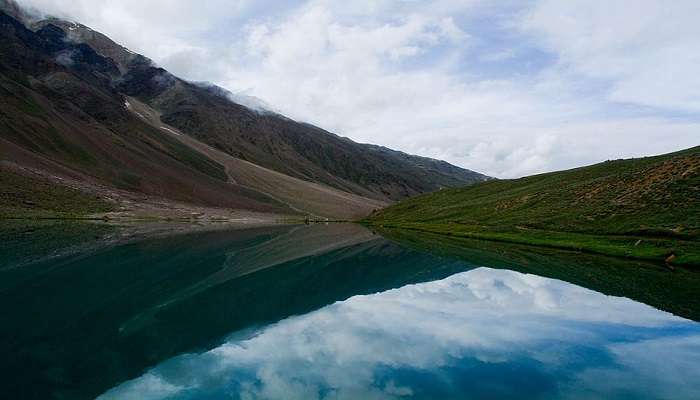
[0,169,114,219]
[367,146,700,267]
[378,228,700,321]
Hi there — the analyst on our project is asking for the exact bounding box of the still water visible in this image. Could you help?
[1,223,699,399]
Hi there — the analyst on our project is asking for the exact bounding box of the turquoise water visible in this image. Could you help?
[1,223,699,399]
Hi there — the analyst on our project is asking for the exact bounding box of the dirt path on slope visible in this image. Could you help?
[125,97,387,220]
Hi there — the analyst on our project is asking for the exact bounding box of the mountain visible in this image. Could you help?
[368,146,700,266]
[0,10,290,218]
[114,53,489,201]
[0,1,489,221]
[34,16,489,201]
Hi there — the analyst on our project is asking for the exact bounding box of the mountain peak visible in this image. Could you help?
[33,18,145,73]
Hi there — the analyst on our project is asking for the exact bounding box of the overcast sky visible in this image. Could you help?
[16,0,700,177]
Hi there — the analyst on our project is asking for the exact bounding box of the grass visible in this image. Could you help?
[367,146,700,267]
[0,168,114,219]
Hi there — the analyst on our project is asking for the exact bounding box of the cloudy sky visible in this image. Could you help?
[17,0,700,177]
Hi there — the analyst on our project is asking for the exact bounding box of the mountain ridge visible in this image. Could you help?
[0,1,489,220]
[31,13,491,200]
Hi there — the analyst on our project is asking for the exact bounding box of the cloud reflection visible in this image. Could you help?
[100,268,700,400]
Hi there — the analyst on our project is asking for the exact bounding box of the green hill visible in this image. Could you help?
[367,146,700,266]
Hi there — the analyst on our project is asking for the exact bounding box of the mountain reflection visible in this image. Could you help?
[3,222,699,400]
[101,268,700,400]
[0,223,470,400]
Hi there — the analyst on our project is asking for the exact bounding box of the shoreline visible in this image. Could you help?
[365,222,700,268]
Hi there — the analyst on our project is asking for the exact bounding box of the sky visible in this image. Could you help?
[16,0,700,178]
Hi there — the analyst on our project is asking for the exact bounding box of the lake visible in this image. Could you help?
[1,222,699,399]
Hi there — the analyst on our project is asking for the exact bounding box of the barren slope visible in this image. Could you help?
[124,97,387,219]
[0,10,384,220]
[1,3,488,220]
[24,7,489,201]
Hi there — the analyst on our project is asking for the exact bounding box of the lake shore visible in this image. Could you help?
[363,222,700,268]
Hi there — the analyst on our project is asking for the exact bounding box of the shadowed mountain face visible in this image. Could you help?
[118,68,489,201]
[0,11,292,216]
[41,14,490,201]
[0,2,489,220]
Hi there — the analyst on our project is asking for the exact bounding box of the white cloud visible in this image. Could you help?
[98,268,699,400]
[13,0,700,178]
[16,0,251,59]
[103,374,185,400]
[215,0,700,177]
[521,0,700,112]
[566,335,700,400]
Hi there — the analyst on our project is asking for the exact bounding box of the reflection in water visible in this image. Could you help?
[102,268,700,400]
[0,223,469,399]
[380,228,700,322]
[2,222,700,399]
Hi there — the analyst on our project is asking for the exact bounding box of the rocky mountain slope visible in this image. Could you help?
[110,45,489,201]
[0,11,292,217]
[40,16,490,201]
[0,1,489,219]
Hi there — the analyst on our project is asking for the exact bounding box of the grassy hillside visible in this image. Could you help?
[367,146,700,266]
[0,168,113,218]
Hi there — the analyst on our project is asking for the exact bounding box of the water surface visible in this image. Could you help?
[1,222,698,399]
